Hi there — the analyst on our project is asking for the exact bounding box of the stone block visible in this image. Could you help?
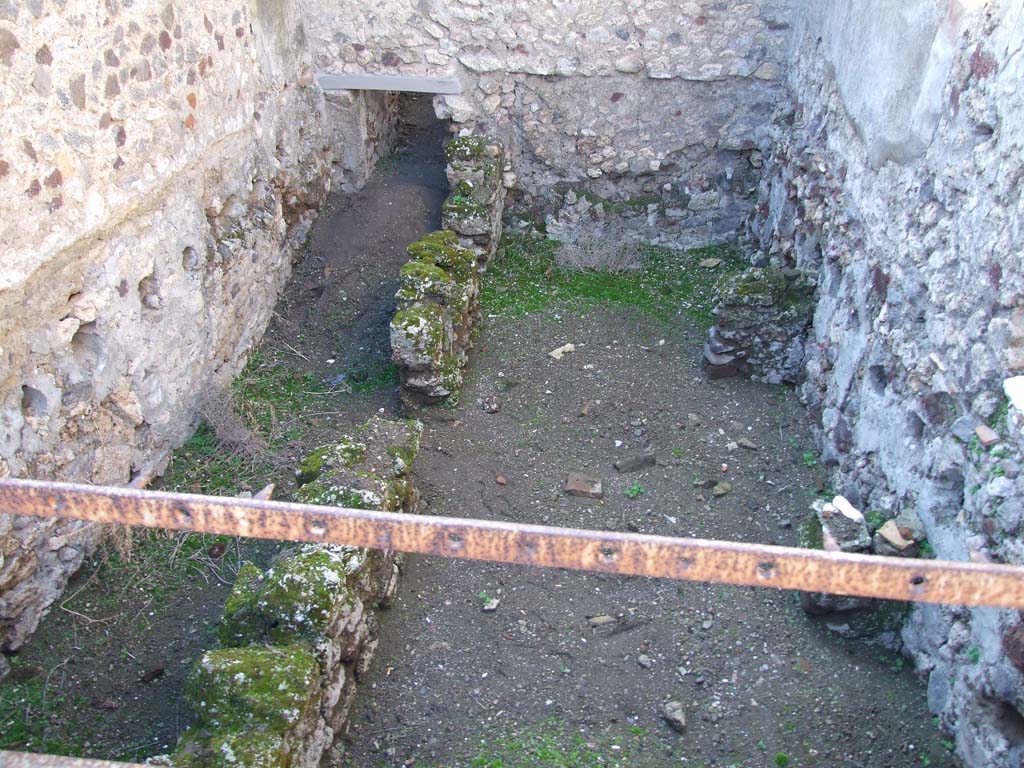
[186,646,320,732]
[565,472,603,499]
[390,229,485,407]
[613,454,656,473]
[813,496,871,553]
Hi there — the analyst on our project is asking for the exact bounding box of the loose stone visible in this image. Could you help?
[565,472,603,499]
[613,453,656,473]
[662,700,687,733]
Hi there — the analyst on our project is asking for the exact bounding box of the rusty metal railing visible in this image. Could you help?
[0,753,140,768]
[2,478,1024,607]
[3,477,1024,768]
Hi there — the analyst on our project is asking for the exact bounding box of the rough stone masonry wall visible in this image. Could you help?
[298,0,794,248]
[746,1,1024,765]
[0,0,399,665]
[168,417,422,768]
[390,135,505,408]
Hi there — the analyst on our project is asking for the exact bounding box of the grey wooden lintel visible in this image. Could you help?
[315,72,462,95]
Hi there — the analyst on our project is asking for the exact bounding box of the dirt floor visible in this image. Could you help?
[0,95,957,767]
[338,303,955,768]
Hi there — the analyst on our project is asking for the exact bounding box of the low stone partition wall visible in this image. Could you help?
[701,266,814,384]
[441,136,506,270]
[166,417,421,768]
[389,135,506,409]
[389,232,480,408]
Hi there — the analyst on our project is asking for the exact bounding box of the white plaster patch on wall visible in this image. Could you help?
[811,0,968,167]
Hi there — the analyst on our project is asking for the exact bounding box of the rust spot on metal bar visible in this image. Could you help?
[1,477,1024,607]
[0,751,143,768]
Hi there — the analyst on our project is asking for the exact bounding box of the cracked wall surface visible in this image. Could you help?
[300,0,794,248]
[748,1,1024,764]
[0,0,398,660]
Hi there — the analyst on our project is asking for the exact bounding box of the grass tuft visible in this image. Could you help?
[466,719,639,768]
[481,235,745,328]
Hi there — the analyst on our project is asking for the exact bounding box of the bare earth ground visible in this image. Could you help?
[339,304,955,768]
[0,95,956,768]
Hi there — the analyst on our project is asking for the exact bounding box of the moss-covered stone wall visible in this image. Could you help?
[165,417,422,768]
[390,135,505,409]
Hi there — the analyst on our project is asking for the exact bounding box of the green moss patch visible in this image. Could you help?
[720,267,813,319]
[443,194,488,220]
[254,545,366,645]
[798,513,824,550]
[218,561,267,647]
[728,266,788,301]
[392,303,447,356]
[406,230,478,284]
[467,717,644,768]
[172,729,287,768]
[186,646,320,732]
[295,440,367,486]
[481,235,746,328]
[295,478,383,509]
[445,136,489,162]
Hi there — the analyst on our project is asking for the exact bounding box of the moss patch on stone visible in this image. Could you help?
[219,543,372,649]
[295,440,367,486]
[443,194,488,220]
[295,478,383,509]
[255,544,366,646]
[798,513,824,550]
[186,646,320,732]
[387,444,417,476]
[445,135,489,162]
[392,303,446,354]
[396,260,454,303]
[400,259,451,285]
[724,266,788,304]
[172,728,287,768]
[437,353,465,407]
[218,562,266,647]
[406,229,461,261]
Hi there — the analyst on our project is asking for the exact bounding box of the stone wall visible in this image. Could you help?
[168,418,422,768]
[390,135,505,408]
[298,0,793,248]
[746,1,1024,764]
[0,0,398,661]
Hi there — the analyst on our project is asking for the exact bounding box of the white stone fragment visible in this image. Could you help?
[548,343,576,360]
[830,495,864,521]
[1004,376,1024,414]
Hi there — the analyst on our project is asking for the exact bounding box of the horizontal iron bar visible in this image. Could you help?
[1,478,1023,607]
[0,752,142,768]
[315,72,462,94]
